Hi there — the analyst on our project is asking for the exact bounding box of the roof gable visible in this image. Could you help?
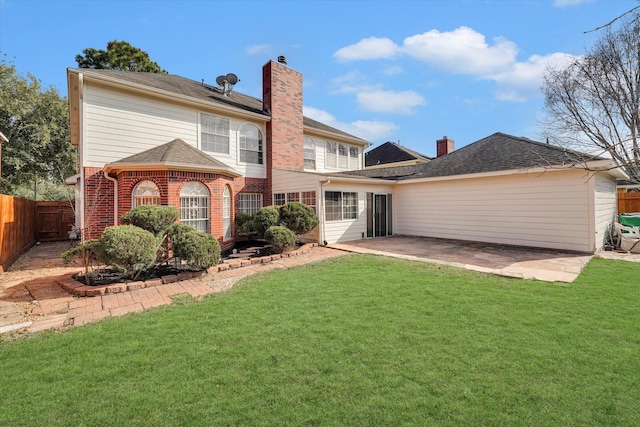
[365,141,431,167]
[104,138,240,176]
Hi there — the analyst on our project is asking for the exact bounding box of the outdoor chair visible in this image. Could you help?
[613,222,640,253]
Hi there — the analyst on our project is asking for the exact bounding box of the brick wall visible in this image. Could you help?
[83,167,115,240]
[263,60,304,202]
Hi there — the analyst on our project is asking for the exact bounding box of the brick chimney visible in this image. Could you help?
[262,59,304,200]
[436,136,454,157]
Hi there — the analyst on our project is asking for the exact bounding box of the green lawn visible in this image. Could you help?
[1,254,639,426]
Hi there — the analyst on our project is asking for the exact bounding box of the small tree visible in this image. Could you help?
[99,225,158,279]
[121,205,179,236]
[253,206,281,238]
[279,202,319,235]
[61,240,102,285]
[264,226,296,254]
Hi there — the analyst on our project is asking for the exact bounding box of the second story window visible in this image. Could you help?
[304,136,316,170]
[325,141,360,170]
[200,113,229,154]
[238,124,263,164]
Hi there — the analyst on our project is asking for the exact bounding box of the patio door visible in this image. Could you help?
[366,193,393,238]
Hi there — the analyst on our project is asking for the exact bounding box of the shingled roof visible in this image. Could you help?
[73,68,368,143]
[340,132,607,181]
[104,138,240,176]
[365,141,432,167]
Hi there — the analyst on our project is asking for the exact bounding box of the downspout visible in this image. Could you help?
[320,179,331,245]
[77,72,85,238]
[103,170,118,227]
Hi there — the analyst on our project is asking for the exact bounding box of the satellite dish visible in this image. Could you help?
[226,73,238,85]
[215,75,226,86]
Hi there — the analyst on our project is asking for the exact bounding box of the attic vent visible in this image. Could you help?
[215,73,239,96]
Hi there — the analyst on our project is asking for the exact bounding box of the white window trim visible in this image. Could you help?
[199,112,230,155]
[237,123,264,165]
[180,181,210,233]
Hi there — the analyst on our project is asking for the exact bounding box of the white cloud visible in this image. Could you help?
[382,65,404,75]
[553,0,592,7]
[331,26,580,102]
[303,106,398,141]
[488,53,577,102]
[245,44,271,55]
[402,26,518,75]
[333,36,399,61]
[356,90,426,114]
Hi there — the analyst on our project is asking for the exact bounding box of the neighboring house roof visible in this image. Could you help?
[340,132,614,181]
[68,68,368,145]
[103,138,241,177]
[365,141,432,167]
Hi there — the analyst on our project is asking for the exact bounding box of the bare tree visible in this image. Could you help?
[542,11,640,183]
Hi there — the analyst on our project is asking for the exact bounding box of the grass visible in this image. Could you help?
[1,254,639,426]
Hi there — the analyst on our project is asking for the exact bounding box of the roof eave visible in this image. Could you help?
[398,161,624,184]
[103,162,242,177]
[304,127,371,147]
[70,69,270,123]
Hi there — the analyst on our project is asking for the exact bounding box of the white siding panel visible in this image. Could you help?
[395,171,593,252]
[593,173,617,250]
[272,169,323,194]
[84,85,197,166]
[323,188,366,243]
[323,182,394,244]
[83,84,265,178]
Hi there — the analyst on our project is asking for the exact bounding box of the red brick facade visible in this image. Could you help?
[82,60,306,250]
[263,60,305,202]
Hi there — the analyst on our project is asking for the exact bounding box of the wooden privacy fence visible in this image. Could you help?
[618,192,640,214]
[1,195,37,272]
[0,197,75,272]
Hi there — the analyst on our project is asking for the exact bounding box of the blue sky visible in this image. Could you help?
[0,0,635,156]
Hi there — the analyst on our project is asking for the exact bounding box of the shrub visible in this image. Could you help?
[264,226,296,254]
[172,230,221,270]
[166,222,197,241]
[253,206,281,238]
[61,240,103,285]
[99,225,158,279]
[121,205,179,236]
[279,202,319,235]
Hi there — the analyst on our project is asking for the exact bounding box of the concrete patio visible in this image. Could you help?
[329,235,640,283]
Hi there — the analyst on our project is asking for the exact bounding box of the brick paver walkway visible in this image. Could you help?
[2,245,345,335]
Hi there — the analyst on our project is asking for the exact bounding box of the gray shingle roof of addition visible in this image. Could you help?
[339,132,605,181]
[74,69,368,143]
[109,138,232,170]
[365,141,432,167]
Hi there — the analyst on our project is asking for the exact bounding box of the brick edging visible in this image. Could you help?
[56,243,318,297]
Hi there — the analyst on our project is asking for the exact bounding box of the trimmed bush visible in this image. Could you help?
[264,226,296,254]
[253,206,281,238]
[279,202,319,235]
[172,230,221,270]
[99,225,158,279]
[121,205,180,236]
